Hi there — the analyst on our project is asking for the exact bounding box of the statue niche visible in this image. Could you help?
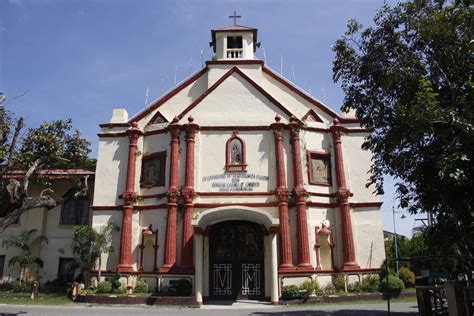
[225,132,246,172]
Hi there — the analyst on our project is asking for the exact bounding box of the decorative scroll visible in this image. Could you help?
[213,263,232,295]
[241,263,261,295]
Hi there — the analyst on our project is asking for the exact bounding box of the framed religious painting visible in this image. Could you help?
[140,152,166,187]
[307,151,332,186]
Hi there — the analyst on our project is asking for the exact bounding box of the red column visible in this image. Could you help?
[118,122,141,273]
[161,118,181,272]
[331,118,359,270]
[270,115,294,271]
[181,116,198,270]
[289,117,312,270]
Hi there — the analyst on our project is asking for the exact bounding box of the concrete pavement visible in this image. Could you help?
[0,301,418,315]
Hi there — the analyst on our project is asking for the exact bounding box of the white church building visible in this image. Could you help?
[92,20,385,305]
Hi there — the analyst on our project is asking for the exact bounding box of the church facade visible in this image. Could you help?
[92,23,385,305]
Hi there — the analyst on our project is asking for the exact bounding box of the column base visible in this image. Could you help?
[271,301,279,305]
[296,264,314,273]
[340,262,360,271]
[159,263,176,273]
[278,263,295,272]
[116,264,134,273]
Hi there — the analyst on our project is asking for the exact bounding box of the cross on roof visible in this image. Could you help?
[228,11,241,25]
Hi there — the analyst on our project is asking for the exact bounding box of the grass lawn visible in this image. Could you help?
[0,291,73,306]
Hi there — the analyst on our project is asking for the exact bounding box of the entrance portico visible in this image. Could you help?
[192,206,279,305]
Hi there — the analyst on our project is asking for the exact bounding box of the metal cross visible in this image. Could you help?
[228,11,241,25]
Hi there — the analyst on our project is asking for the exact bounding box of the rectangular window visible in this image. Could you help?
[0,255,5,278]
[308,151,332,186]
[60,193,90,225]
[140,152,166,188]
[57,257,75,283]
[227,36,243,49]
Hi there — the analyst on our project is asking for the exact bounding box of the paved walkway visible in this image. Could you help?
[0,301,418,315]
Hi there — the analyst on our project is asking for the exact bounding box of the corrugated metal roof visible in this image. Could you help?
[212,25,256,32]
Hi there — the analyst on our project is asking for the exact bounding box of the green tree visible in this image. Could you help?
[70,221,118,286]
[0,99,94,231]
[1,229,48,282]
[333,0,473,276]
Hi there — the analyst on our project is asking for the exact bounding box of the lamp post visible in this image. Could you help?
[392,206,406,277]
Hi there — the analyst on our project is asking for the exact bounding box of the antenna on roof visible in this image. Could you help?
[144,86,150,105]
[174,65,178,85]
[188,57,193,75]
[262,47,267,63]
[291,65,296,83]
[280,56,283,75]
[161,77,164,93]
[308,81,312,95]
[320,83,326,98]
[200,49,204,67]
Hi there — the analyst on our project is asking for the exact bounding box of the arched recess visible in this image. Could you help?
[225,132,247,172]
[192,206,279,232]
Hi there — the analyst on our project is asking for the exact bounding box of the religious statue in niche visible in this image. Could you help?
[231,141,242,164]
[310,155,331,185]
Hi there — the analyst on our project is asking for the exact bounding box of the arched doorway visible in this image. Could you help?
[209,220,264,300]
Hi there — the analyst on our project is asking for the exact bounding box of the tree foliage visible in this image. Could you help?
[332,0,473,275]
[70,221,118,286]
[1,229,48,282]
[0,100,94,231]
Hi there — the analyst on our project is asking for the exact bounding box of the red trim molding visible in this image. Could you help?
[91,205,123,211]
[129,67,208,123]
[194,202,279,208]
[206,60,264,66]
[350,202,383,208]
[97,132,128,138]
[196,191,273,196]
[99,123,131,128]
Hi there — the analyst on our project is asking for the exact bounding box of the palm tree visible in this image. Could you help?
[2,229,48,282]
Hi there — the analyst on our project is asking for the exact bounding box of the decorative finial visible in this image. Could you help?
[228,11,242,25]
[131,121,138,128]
[275,114,281,122]
[333,118,340,125]
[188,115,194,123]
[171,116,179,124]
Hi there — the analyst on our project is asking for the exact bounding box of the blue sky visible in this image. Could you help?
[0,0,422,237]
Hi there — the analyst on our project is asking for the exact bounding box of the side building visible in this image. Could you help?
[92,23,385,304]
[0,170,94,283]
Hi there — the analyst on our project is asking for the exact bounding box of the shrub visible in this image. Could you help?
[112,287,126,294]
[379,275,404,298]
[175,279,192,296]
[133,281,149,294]
[399,267,415,288]
[281,285,300,300]
[348,281,362,293]
[299,279,320,296]
[42,279,69,293]
[97,281,112,294]
[12,281,34,293]
[332,273,345,292]
[361,275,380,293]
[0,281,14,291]
[111,273,122,290]
[322,283,336,295]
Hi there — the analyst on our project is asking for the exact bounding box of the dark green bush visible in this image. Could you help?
[42,279,69,293]
[348,281,362,293]
[379,275,404,298]
[399,267,415,288]
[112,287,126,294]
[332,273,345,292]
[97,281,112,294]
[111,273,122,290]
[361,275,380,292]
[175,279,192,296]
[12,281,34,293]
[281,285,300,300]
[133,281,149,294]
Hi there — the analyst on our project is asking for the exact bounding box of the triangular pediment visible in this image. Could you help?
[147,111,168,125]
[302,109,323,123]
[176,67,297,125]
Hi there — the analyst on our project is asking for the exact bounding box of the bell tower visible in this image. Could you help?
[210,12,259,60]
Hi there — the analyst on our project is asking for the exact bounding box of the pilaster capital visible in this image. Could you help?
[293,188,308,201]
[166,189,180,203]
[184,116,199,140]
[122,191,137,204]
[288,116,303,139]
[270,114,286,139]
[181,188,195,202]
[336,188,352,201]
[275,188,289,202]
[330,118,345,139]
[127,121,142,144]
[167,117,181,140]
